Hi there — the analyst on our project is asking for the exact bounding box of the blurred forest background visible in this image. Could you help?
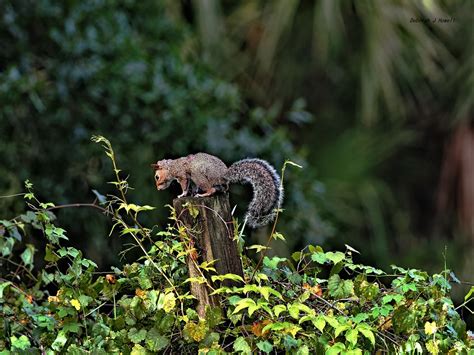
[0,0,472,297]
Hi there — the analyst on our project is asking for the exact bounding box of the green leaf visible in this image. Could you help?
[0,281,12,298]
[314,316,326,332]
[356,324,375,346]
[292,251,302,261]
[131,344,147,355]
[1,237,14,256]
[205,307,222,328]
[256,340,273,353]
[63,322,81,333]
[296,345,309,355]
[345,329,359,346]
[464,286,474,301]
[392,305,417,334]
[232,298,256,314]
[325,251,345,265]
[288,304,300,319]
[326,342,345,355]
[248,244,270,253]
[262,322,301,337]
[128,328,147,343]
[324,315,340,328]
[211,273,244,283]
[145,328,169,352]
[334,324,350,337]
[263,256,286,269]
[327,275,354,298]
[10,335,30,350]
[233,336,251,354]
[51,331,67,351]
[311,251,327,264]
[271,232,285,241]
[273,304,287,317]
[44,244,59,262]
[352,313,369,323]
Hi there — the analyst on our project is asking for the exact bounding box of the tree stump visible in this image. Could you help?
[173,193,244,317]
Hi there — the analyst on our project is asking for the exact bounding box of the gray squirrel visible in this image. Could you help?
[151,153,283,228]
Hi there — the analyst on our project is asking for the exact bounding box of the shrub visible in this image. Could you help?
[0,137,472,353]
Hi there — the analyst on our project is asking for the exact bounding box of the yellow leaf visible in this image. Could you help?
[70,299,81,311]
[163,292,176,313]
[425,321,437,335]
[48,296,60,303]
[135,288,147,299]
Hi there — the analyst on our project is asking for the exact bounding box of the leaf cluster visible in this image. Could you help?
[0,138,472,354]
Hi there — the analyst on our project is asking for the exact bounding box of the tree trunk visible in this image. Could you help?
[173,193,244,317]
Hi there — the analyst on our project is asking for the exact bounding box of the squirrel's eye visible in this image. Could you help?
[155,173,160,181]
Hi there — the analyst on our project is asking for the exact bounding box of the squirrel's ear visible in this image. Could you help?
[151,163,159,170]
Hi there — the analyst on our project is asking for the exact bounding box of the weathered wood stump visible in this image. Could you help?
[173,193,244,317]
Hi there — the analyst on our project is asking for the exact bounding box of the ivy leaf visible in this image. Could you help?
[131,344,147,355]
[392,305,417,334]
[263,256,286,269]
[44,244,59,262]
[296,345,309,355]
[325,251,345,265]
[51,331,68,351]
[20,244,35,266]
[352,313,369,323]
[0,281,12,298]
[424,321,437,335]
[183,321,208,342]
[328,275,354,298]
[311,251,327,264]
[145,328,169,352]
[233,336,252,354]
[256,340,273,353]
[162,293,176,313]
[10,335,30,350]
[205,307,222,328]
[62,322,81,333]
[128,328,147,343]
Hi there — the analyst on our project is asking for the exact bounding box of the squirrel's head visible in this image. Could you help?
[151,160,173,190]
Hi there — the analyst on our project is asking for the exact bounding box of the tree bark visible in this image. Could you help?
[173,193,244,317]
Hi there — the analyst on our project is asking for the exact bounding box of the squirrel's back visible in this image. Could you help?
[189,153,228,186]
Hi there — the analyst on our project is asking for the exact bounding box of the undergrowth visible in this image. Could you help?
[0,136,472,354]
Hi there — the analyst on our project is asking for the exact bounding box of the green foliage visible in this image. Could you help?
[0,0,327,267]
[0,137,472,353]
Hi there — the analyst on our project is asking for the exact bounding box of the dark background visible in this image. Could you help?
[1,1,472,302]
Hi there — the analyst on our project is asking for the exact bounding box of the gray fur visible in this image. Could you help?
[153,154,283,228]
[226,159,283,228]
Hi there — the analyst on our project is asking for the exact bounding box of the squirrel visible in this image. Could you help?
[151,153,283,228]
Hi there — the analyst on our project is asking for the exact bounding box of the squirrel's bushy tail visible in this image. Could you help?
[226,159,283,228]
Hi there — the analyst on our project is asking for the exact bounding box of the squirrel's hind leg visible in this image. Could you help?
[195,187,217,198]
